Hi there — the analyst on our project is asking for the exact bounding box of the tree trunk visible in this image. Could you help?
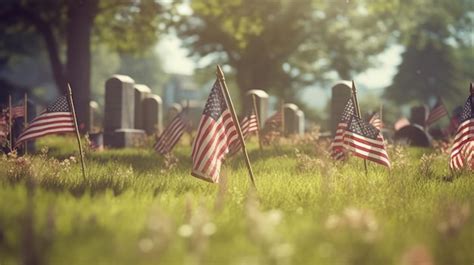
[66,1,97,133]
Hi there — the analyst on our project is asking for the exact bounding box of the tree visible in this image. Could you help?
[173,0,394,106]
[0,0,163,132]
[384,0,473,107]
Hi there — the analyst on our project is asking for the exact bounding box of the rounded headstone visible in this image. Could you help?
[331,81,352,135]
[134,84,151,130]
[283,103,300,135]
[104,75,135,132]
[296,109,305,136]
[393,124,432,147]
[143,95,163,135]
[245,89,269,127]
[410,105,429,128]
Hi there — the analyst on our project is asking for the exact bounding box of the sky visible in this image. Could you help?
[156,34,404,109]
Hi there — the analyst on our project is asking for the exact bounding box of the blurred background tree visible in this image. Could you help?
[0,0,164,132]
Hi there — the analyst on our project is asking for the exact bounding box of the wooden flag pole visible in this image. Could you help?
[8,95,12,151]
[216,65,257,189]
[24,93,28,155]
[351,80,368,175]
[251,94,263,151]
[67,83,87,181]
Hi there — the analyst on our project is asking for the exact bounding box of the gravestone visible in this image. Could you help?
[143,95,163,135]
[168,103,182,120]
[283,103,300,136]
[245,89,269,127]
[89,101,100,133]
[410,105,429,128]
[134,84,151,130]
[393,124,432,147]
[330,81,352,136]
[104,75,146,147]
[296,109,305,136]
[394,117,410,131]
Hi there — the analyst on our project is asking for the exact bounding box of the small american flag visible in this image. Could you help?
[264,110,283,131]
[449,94,473,170]
[191,80,239,183]
[154,109,188,155]
[331,98,356,160]
[426,97,448,126]
[344,115,391,168]
[369,112,383,131]
[228,110,258,154]
[10,105,25,119]
[15,96,75,147]
[0,111,7,139]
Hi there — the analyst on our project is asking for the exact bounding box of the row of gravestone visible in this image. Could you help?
[103,75,163,148]
[330,81,436,147]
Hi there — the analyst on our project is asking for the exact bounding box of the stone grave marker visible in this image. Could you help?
[143,95,163,135]
[330,81,352,136]
[296,109,305,136]
[283,103,300,136]
[245,89,269,127]
[134,84,151,130]
[410,105,429,128]
[393,124,432,147]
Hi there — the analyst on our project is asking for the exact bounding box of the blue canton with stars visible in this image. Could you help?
[347,115,380,140]
[340,98,356,123]
[46,96,71,113]
[459,95,473,123]
[203,80,228,121]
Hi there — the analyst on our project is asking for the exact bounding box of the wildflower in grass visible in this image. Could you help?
[418,154,437,179]
[160,153,179,174]
[437,202,470,237]
[325,207,379,242]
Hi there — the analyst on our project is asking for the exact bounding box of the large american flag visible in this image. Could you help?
[331,98,356,160]
[228,110,258,154]
[369,112,383,131]
[449,94,473,170]
[426,97,448,126]
[344,115,391,168]
[191,80,239,183]
[154,110,187,155]
[15,96,75,147]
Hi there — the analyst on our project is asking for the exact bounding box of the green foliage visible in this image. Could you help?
[0,135,472,264]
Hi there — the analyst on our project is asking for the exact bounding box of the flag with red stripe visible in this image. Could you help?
[228,110,258,155]
[191,80,239,183]
[449,94,473,171]
[343,115,391,168]
[14,96,75,147]
[331,98,356,160]
[426,97,448,126]
[369,112,383,131]
[10,105,25,119]
[264,110,282,131]
[154,110,188,155]
[0,111,7,140]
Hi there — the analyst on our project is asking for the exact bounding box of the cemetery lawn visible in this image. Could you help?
[0,136,473,265]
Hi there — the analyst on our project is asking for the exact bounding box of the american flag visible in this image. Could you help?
[15,96,75,147]
[331,98,356,160]
[0,111,7,139]
[344,115,391,168]
[154,109,188,155]
[426,97,448,126]
[449,94,473,170]
[191,80,239,183]
[10,105,25,119]
[369,112,383,131]
[228,110,258,154]
[264,110,283,131]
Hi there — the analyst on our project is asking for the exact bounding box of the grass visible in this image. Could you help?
[0,135,472,265]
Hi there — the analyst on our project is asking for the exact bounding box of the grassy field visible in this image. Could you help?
[0,135,472,265]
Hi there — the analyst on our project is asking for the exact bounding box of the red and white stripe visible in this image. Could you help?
[191,110,239,183]
[10,105,25,118]
[228,114,258,154]
[343,131,391,168]
[154,115,186,154]
[331,122,348,160]
[14,112,75,147]
[426,103,448,126]
[449,118,474,170]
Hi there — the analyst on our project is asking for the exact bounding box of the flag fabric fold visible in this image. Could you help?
[14,96,75,147]
[154,109,188,155]
[449,95,473,170]
[426,97,448,126]
[228,109,258,155]
[331,98,356,160]
[191,80,239,183]
[343,115,391,168]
